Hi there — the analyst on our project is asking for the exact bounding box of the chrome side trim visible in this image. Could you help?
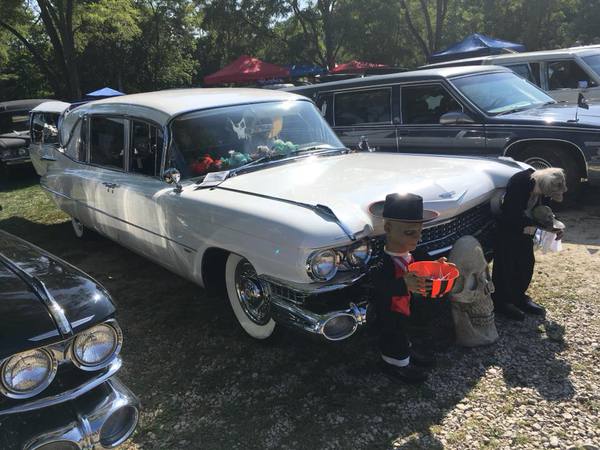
[503,137,588,175]
[0,358,122,416]
[40,183,197,253]
[0,252,72,337]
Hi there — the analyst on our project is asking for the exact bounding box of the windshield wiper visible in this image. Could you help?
[495,105,534,115]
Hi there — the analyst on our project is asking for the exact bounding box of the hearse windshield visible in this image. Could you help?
[451,72,554,115]
[169,100,343,180]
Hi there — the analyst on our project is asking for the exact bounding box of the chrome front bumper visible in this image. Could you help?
[0,377,139,450]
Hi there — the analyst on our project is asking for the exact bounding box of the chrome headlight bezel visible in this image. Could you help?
[70,321,123,372]
[307,249,340,281]
[0,348,58,399]
[346,241,372,268]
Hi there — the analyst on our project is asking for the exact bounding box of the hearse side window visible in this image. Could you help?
[401,85,462,125]
[129,121,164,177]
[546,60,596,90]
[334,89,391,126]
[89,116,125,170]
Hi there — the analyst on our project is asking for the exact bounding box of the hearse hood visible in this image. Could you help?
[0,231,115,359]
[219,152,523,237]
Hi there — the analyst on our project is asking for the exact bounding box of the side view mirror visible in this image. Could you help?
[163,168,182,193]
[439,111,476,125]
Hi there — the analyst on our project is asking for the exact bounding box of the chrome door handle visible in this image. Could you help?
[41,155,57,161]
[102,182,119,189]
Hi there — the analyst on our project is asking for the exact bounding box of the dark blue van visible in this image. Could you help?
[289,66,600,197]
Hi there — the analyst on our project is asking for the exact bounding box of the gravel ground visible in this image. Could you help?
[1,169,598,450]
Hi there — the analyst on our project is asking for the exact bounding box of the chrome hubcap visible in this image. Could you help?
[72,218,84,236]
[234,259,271,325]
[524,157,552,170]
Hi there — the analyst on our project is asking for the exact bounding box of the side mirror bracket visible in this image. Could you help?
[163,168,183,193]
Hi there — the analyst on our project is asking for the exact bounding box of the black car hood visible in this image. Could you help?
[497,103,600,126]
[0,231,115,359]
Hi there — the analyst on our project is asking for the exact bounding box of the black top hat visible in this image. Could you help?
[369,193,439,223]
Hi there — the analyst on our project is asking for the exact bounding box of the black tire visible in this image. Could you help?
[516,144,581,204]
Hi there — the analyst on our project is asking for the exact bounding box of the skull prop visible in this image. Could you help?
[448,236,498,347]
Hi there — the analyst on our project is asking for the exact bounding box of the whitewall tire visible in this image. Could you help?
[225,253,276,340]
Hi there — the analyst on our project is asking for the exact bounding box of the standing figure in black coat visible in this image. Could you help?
[492,167,567,320]
[369,193,443,384]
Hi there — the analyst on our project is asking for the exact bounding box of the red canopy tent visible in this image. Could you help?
[204,55,290,85]
[330,60,389,74]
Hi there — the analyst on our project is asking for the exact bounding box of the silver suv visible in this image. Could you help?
[422,45,600,103]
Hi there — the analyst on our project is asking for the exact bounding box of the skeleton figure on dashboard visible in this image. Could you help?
[448,236,498,347]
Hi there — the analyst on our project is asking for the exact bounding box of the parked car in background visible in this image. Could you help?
[0,229,139,449]
[0,99,52,173]
[29,101,71,176]
[289,65,600,198]
[421,45,600,104]
[37,88,525,342]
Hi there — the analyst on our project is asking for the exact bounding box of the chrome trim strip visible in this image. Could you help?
[502,137,588,173]
[0,252,72,337]
[0,358,122,416]
[40,183,197,253]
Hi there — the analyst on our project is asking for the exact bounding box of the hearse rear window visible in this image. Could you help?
[334,89,391,126]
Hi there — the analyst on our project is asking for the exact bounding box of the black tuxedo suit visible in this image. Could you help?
[371,253,413,362]
[492,168,549,307]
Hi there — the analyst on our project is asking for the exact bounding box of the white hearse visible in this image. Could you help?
[33,88,526,341]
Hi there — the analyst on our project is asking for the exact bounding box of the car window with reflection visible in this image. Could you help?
[334,89,391,126]
[129,121,164,177]
[31,113,60,145]
[168,100,343,180]
[0,112,29,134]
[546,60,596,89]
[451,72,553,115]
[89,117,125,169]
[582,54,600,78]
[401,85,462,124]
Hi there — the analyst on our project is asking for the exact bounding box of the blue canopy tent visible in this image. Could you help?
[428,33,525,64]
[286,64,326,78]
[84,87,125,99]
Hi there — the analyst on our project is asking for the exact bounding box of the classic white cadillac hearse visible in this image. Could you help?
[32,89,527,341]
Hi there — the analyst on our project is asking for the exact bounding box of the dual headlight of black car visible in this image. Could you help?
[0,320,122,399]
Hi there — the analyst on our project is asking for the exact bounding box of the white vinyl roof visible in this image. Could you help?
[31,101,71,114]
[84,88,305,118]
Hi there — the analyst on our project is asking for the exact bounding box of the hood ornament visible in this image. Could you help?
[439,191,456,199]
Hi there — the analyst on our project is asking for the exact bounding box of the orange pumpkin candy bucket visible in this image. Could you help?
[407,261,460,298]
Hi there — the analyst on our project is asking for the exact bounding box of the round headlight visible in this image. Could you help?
[347,241,371,267]
[72,323,122,371]
[18,148,28,156]
[308,249,339,281]
[0,349,57,399]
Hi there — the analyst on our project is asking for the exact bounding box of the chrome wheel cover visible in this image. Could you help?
[234,259,271,325]
[524,156,552,170]
[72,218,84,238]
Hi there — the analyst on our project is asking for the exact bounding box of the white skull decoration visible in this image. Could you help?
[448,236,499,347]
[229,118,247,140]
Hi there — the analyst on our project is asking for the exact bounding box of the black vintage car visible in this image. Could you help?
[289,66,600,198]
[0,99,52,173]
[0,229,139,449]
